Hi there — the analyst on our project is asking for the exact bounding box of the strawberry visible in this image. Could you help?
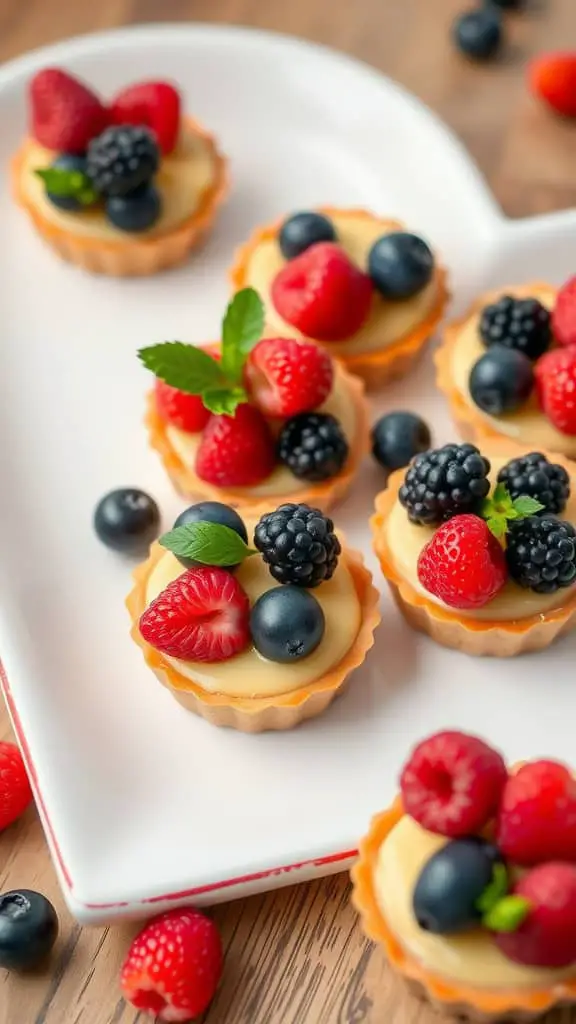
[139,565,250,661]
[492,863,576,968]
[154,378,211,433]
[0,741,33,831]
[120,907,222,1021]
[110,81,181,155]
[529,52,576,118]
[245,336,334,418]
[553,276,576,347]
[417,514,508,610]
[535,344,576,435]
[496,760,576,866]
[271,242,373,342]
[195,403,276,487]
[29,68,108,153]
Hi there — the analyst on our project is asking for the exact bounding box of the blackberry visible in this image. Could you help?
[506,516,576,593]
[497,452,570,516]
[479,295,551,360]
[86,125,159,197]
[254,503,341,588]
[399,443,491,526]
[277,413,349,482]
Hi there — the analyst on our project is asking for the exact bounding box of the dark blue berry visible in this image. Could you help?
[45,154,87,212]
[173,502,248,570]
[250,586,325,662]
[94,488,160,554]
[279,212,336,260]
[371,412,431,475]
[413,838,504,934]
[277,413,349,482]
[453,8,503,61]
[106,183,161,233]
[469,346,534,415]
[0,890,58,970]
[87,125,159,197]
[485,0,524,8]
[367,232,434,300]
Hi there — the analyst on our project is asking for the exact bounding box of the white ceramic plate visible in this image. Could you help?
[2,24,576,925]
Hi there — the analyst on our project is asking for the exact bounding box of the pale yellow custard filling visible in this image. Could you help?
[450,285,576,458]
[166,363,359,498]
[374,815,575,989]
[384,456,576,621]
[20,123,216,240]
[243,212,440,356]
[143,526,362,698]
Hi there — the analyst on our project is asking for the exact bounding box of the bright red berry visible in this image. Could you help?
[417,514,507,610]
[535,344,576,435]
[494,863,576,968]
[154,378,211,433]
[553,276,576,347]
[140,565,250,662]
[0,741,33,831]
[529,52,576,119]
[400,730,508,838]
[29,68,108,153]
[110,81,181,155]
[120,907,222,1021]
[244,336,334,418]
[496,760,576,866]
[195,403,276,487]
[271,242,373,342]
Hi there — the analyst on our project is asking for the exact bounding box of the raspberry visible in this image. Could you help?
[154,378,210,433]
[271,242,373,342]
[400,730,508,838]
[195,403,276,487]
[493,864,576,968]
[529,52,576,119]
[553,276,576,347]
[496,760,576,866]
[0,742,33,831]
[535,344,576,435]
[120,908,222,1021]
[417,514,508,610]
[29,68,108,154]
[110,81,181,156]
[139,565,250,662]
[244,336,334,418]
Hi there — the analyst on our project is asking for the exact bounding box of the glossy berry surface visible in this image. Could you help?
[479,295,551,361]
[552,276,576,348]
[195,403,276,487]
[535,344,576,436]
[413,837,504,934]
[154,377,210,433]
[494,864,576,968]
[110,80,181,156]
[399,443,490,526]
[46,153,88,211]
[469,345,534,415]
[279,212,336,260]
[245,336,333,419]
[453,8,502,61]
[106,182,161,233]
[496,760,576,866]
[87,124,159,197]
[254,503,341,588]
[29,68,108,153]
[94,488,160,554]
[418,514,508,610]
[400,730,508,838]
[173,501,248,569]
[497,452,570,516]
[277,412,349,482]
[367,232,434,300]
[371,411,431,475]
[250,586,325,663]
[506,515,576,593]
[0,890,58,970]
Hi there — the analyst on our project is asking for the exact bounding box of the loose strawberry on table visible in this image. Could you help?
[530,51,576,118]
[0,741,33,832]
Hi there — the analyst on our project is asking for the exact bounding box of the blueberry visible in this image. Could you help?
[485,0,524,8]
[106,183,161,233]
[45,153,88,212]
[453,8,503,61]
[250,586,325,663]
[94,488,160,554]
[413,838,505,934]
[371,412,431,475]
[368,232,434,300]
[469,345,534,415]
[279,212,336,260]
[0,890,58,970]
[173,502,248,570]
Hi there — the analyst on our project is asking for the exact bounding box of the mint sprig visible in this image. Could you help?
[160,521,256,567]
[475,862,509,915]
[138,288,265,417]
[35,167,99,206]
[481,483,545,540]
[482,894,531,933]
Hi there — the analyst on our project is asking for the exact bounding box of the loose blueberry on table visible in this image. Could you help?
[371,411,431,475]
[0,890,58,971]
[452,7,503,61]
[94,488,160,554]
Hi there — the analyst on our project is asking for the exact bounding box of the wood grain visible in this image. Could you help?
[1,0,576,1021]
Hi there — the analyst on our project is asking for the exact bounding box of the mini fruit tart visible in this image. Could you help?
[140,288,370,514]
[229,208,449,388]
[126,500,380,731]
[436,277,576,457]
[371,438,576,655]
[12,69,228,275]
[352,729,576,1020]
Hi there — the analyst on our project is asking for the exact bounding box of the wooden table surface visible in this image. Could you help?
[1,1,576,1022]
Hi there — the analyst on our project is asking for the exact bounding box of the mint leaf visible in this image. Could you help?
[513,495,546,516]
[202,386,247,416]
[486,515,508,540]
[475,863,509,915]
[138,342,225,395]
[481,484,544,540]
[160,521,256,566]
[35,167,98,206]
[221,288,265,382]
[483,895,531,933]
[492,482,510,508]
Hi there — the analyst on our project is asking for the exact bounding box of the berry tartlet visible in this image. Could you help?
[141,288,369,514]
[436,278,576,457]
[371,438,576,655]
[229,208,449,388]
[126,500,380,731]
[352,730,576,1021]
[12,70,228,275]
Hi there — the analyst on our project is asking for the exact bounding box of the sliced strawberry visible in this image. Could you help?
[110,81,181,155]
[29,68,108,153]
[244,336,334,417]
[154,378,211,433]
[195,403,276,487]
